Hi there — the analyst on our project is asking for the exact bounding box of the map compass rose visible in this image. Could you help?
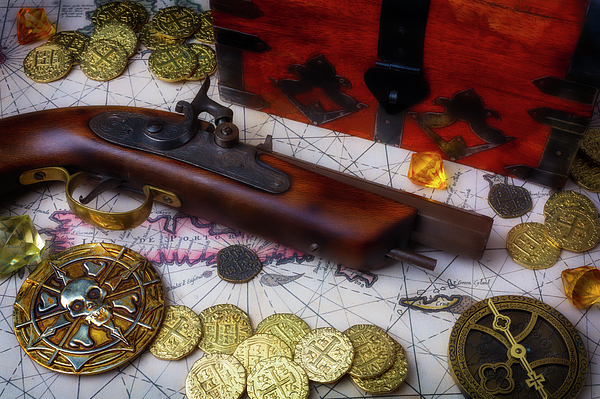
[13,243,164,374]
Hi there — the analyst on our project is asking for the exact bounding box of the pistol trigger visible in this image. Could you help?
[78,176,123,204]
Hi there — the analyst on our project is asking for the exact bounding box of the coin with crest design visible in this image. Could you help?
[506,222,561,269]
[197,303,253,354]
[23,43,73,83]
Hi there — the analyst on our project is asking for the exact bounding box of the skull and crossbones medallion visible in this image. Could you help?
[13,243,164,374]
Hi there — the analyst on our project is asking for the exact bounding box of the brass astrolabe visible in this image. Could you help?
[448,295,587,399]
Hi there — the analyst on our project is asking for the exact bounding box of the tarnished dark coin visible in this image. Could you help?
[487,183,532,218]
[217,244,262,283]
[570,152,600,192]
[13,243,164,374]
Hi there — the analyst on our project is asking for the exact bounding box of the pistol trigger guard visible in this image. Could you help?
[19,167,181,230]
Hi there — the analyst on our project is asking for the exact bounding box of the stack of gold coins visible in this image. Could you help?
[150,304,408,397]
[24,2,216,84]
[344,325,408,394]
[141,5,216,82]
[506,190,600,269]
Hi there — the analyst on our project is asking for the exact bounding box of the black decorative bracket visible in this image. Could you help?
[270,55,368,126]
[409,88,515,161]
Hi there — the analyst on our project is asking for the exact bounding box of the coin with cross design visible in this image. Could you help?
[247,356,309,399]
[13,243,164,374]
[448,295,587,399]
[149,305,202,360]
[294,327,354,383]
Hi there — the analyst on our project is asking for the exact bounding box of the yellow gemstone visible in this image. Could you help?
[407,151,447,189]
[0,215,45,274]
[561,266,600,309]
[17,8,56,45]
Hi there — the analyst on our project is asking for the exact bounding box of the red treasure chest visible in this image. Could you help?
[211,0,600,188]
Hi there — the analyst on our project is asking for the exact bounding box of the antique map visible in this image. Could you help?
[1,0,599,398]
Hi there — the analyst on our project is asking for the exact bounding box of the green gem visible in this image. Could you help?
[0,215,45,274]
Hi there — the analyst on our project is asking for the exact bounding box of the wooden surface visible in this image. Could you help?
[0,106,418,270]
[212,0,594,177]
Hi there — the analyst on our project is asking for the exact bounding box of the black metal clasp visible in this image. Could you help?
[364,0,431,115]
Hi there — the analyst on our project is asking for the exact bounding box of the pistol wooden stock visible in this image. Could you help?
[0,106,437,271]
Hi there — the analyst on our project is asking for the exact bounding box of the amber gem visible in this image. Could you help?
[17,8,55,45]
[408,151,447,189]
[561,266,600,308]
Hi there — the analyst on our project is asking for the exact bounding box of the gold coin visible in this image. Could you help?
[138,21,185,51]
[294,327,354,383]
[122,1,149,31]
[148,43,197,82]
[23,43,72,83]
[198,303,253,354]
[12,243,164,374]
[186,43,217,81]
[571,152,600,192]
[350,339,408,394]
[90,21,138,57]
[506,222,561,269]
[91,1,137,29]
[544,190,598,220]
[343,324,396,378]
[545,207,600,252]
[185,353,246,399]
[149,305,202,360]
[232,333,293,374]
[194,10,214,44]
[247,356,309,399]
[48,31,90,65]
[256,313,310,354]
[580,128,600,165]
[80,39,128,81]
[153,6,200,39]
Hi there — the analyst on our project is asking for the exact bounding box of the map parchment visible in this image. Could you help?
[1,1,599,398]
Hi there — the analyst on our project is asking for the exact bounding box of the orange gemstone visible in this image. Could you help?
[561,266,600,308]
[17,8,55,45]
[407,151,447,189]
